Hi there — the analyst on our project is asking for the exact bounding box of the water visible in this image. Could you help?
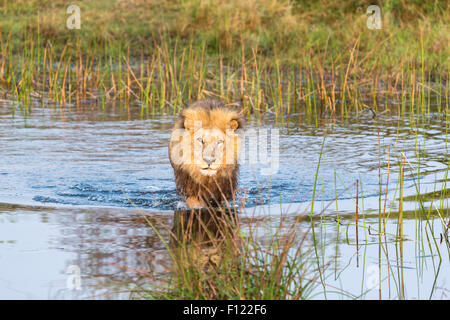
[0,102,448,299]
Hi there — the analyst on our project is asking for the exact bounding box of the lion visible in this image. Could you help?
[169,99,244,208]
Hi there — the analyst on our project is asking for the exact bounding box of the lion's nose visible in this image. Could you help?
[203,157,216,166]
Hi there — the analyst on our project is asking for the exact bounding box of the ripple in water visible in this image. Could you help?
[1,102,448,210]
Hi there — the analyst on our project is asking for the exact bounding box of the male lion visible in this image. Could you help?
[169,99,244,208]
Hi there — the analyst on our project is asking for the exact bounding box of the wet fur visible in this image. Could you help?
[169,99,244,207]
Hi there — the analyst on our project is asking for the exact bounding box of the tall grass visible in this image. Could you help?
[2,30,448,121]
[0,0,447,120]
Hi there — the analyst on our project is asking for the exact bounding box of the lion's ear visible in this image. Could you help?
[182,109,199,131]
[229,119,239,131]
[184,118,193,130]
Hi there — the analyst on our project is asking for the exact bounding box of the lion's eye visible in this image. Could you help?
[217,140,224,144]
[197,138,204,144]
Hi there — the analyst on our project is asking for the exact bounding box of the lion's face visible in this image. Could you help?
[169,105,243,182]
[170,125,239,178]
[194,127,226,176]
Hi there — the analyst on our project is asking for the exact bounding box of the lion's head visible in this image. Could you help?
[169,99,244,180]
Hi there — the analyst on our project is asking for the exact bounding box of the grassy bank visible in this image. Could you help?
[0,1,448,116]
[2,0,448,70]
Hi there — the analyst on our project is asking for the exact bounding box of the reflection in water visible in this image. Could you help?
[172,208,239,247]
[46,206,173,299]
[52,206,242,299]
[0,201,448,299]
[170,208,241,269]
